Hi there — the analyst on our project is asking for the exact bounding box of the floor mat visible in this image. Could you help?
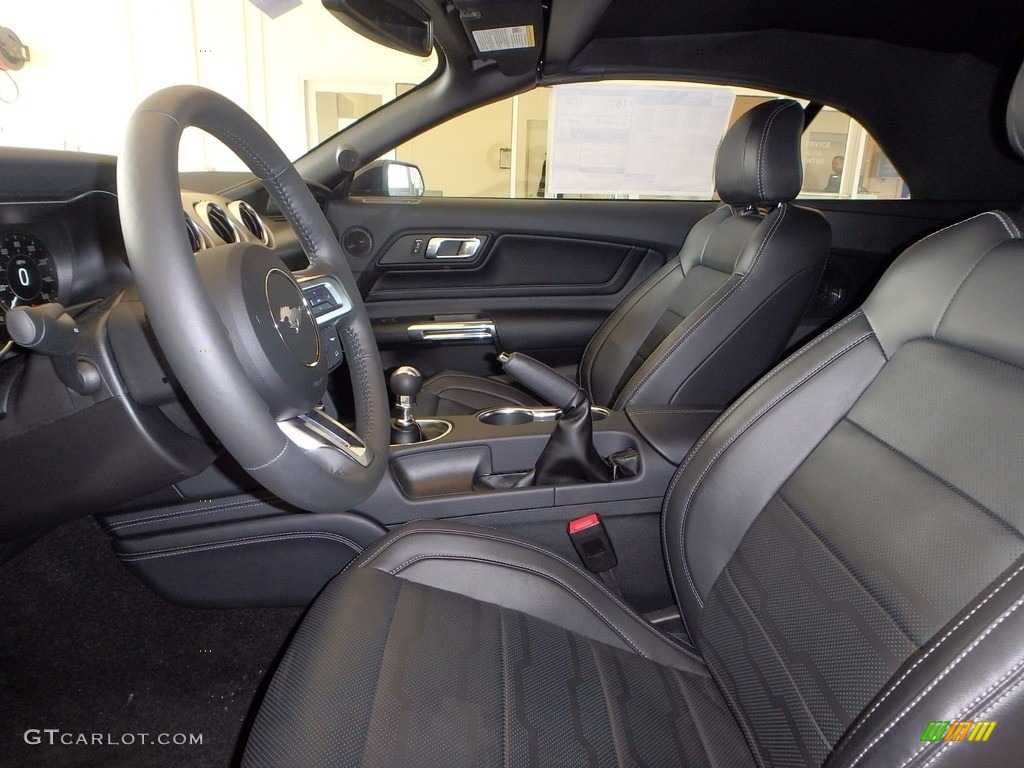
[0,516,303,767]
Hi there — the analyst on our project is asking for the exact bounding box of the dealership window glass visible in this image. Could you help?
[0,1,437,171]
[395,82,908,200]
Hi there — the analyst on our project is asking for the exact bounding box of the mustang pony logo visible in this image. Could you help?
[278,305,304,333]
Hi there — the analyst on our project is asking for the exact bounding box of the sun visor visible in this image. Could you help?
[453,0,545,76]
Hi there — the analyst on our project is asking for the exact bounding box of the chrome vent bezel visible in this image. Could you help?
[229,200,270,246]
[183,212,209,252]
[195,201,238,244]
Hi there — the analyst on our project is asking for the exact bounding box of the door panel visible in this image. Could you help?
[325,196,716,379]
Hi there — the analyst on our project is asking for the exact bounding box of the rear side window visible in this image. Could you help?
[393,81,908,200]
[799,107,909,199]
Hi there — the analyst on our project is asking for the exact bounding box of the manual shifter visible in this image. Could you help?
[389,366,423,445]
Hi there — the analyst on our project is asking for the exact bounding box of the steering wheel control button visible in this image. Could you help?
[298,276,353,325]
[319,325,344,369]
[266,269,319,368]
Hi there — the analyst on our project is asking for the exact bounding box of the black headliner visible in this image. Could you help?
[594,0,1024,66]
[548,1,1024,201]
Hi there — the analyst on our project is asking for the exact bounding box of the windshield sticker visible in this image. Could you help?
[473,25,536,52]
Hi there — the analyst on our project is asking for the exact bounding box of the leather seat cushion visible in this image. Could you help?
[244,566,755,768]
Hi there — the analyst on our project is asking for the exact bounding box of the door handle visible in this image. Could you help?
[407,319,496,343]
[425,236,482,259]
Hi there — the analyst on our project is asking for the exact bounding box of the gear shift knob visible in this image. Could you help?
[390,366,423,399]
[390,366,423,444]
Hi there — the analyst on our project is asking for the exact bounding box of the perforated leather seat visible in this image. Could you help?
[417,98,831,416]
[243,76,1024,768]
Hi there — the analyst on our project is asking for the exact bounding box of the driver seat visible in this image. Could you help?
[242,83,1024,767]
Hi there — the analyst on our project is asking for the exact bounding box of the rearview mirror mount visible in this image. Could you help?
[323,0,433,57]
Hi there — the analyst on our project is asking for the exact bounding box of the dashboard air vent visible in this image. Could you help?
[184,213,205,252]
[203,202,237,244]
[232,200,269,245]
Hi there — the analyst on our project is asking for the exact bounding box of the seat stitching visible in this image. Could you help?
[933,243,1000,337]
[666,310,864,488]
[989,210,1021,238]
[615,205,787,408]
[105,493,278,531]
[911,211,1019,249]
[359,526,704,661]
[694,207,731,267]
[387,552,649,657]
[900,660,1024,768]
[627,407,721,416]
[588,637,630,766]
[659,311,865,607]
[847,595,1024,768]
[915,674,1024,768]
[615,272,741,409]
[757,101,797,200]
[777,491,918,642]
[676,332,873,607]
[842,558,1024,745]
[580,261,684,392]
[499,607,510,768]
[119,531,362,561]
[843,417,1024,539]
[662,264,826,406]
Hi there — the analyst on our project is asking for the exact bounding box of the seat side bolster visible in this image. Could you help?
[663,312,886,632]
[353,519,708,673]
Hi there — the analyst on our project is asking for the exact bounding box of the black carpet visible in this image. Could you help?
[0,517,302,767]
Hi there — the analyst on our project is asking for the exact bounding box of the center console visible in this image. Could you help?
[99,378,720,611]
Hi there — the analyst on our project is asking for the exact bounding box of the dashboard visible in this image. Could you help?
[0,190,129,353]
[0,153,306,357]
[0,148,311,548]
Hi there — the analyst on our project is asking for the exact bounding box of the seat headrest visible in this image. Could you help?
[1007,58,1024,158]
[715,99,804,206]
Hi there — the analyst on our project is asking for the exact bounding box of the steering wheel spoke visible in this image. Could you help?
[278,406,374,468]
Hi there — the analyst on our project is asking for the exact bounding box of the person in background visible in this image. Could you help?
[824,155,844,192]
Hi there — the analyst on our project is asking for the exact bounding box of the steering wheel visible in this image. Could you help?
[117,86,388,512]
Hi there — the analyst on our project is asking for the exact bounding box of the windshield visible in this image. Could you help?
[0,0,437,171]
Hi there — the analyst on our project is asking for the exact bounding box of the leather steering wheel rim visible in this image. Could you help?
[117,85,388,512]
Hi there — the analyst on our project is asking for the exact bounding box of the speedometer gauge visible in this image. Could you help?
[0,232,59,309]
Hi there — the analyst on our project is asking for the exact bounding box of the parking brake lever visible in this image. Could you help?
[498,352,578,410]
[499,352,617,486]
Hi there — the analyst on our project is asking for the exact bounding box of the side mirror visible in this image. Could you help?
[350,160,425,197]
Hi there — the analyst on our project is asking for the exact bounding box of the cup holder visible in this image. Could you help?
[477,408,534,426]
[477,406,610,425]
